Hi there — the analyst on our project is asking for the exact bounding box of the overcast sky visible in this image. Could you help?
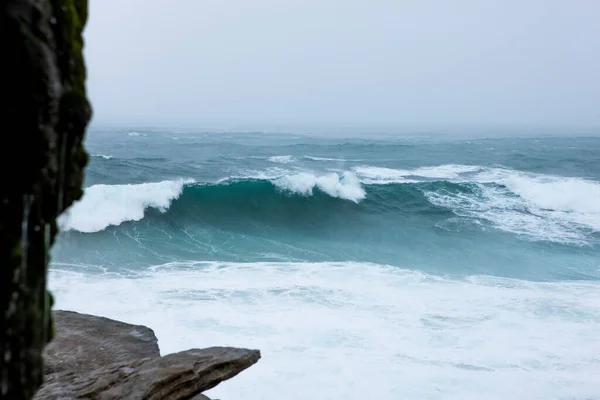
[85,0,599,131]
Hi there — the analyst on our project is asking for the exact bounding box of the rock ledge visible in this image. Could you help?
[36,311,259,400]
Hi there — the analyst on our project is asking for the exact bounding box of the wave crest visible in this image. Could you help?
[58,165,600,245]
[59,179,192,233]
[274,172,365,202]
[61,172,365,233]
[92,154,114,160]
[268,155,294,164]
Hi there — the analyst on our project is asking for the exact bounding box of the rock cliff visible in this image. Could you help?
[1,1,91,398]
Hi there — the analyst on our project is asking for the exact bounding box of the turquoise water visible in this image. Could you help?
[50,129,600,399]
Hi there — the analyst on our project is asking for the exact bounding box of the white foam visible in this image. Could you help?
[305,156,355,162]
[425,184,589,244]
[413,164,482,178]
[353,164,481,184]
[49,261,600,400]
[273,172,365,202]
[353,164,600,242]
[92,154,114,160]
[217,167,290,183]
[59,179,192,233]
[353,166,414,184]
[268,155,294,164]
[427,167,600,242]
[475,169,600,231]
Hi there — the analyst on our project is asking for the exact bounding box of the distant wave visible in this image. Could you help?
[353,164,483,184]
[127,131,149,137]
[304,156,354,162]
[92,154,114,160]
[268,155,295,164]
[58,165,600,244]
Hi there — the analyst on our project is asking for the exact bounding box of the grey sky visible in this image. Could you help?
[86,0,600,130]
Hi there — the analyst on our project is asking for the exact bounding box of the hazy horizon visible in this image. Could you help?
[86,1,600,132]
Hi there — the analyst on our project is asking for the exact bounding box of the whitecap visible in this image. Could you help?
[92,154,114,160]
[59,179,193,233]
[49,261,600,400]
[268,155,294,164]
[273,171,365,202]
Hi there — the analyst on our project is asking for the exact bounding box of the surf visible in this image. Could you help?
[58,165,600,246]
[48,260,600,400]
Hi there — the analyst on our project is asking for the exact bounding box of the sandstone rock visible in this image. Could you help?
[36,347,260,400]
[44,310,160,374]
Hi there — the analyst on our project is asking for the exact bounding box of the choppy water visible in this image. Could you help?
[50,129,600,399]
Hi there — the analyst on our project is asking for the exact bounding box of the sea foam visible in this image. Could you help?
[49,261,600,400]
[354,164,600,243]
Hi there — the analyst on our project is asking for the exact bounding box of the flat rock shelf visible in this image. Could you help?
[36,311,260,400]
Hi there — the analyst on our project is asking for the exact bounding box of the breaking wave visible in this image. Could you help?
[59,165,600,244]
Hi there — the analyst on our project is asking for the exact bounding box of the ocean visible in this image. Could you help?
[49,128,600,399]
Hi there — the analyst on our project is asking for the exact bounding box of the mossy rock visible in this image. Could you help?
[0,1,91,398]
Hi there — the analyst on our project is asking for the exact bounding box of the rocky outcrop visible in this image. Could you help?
[44,311,160,374]
[36,311,258,399]
[1,1,91,398]
[37,347,259,400]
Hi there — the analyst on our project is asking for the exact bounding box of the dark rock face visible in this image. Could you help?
[37,312,259,399]
[1,1,91,398]
[37,347,260,400]
[44,311,160,374]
